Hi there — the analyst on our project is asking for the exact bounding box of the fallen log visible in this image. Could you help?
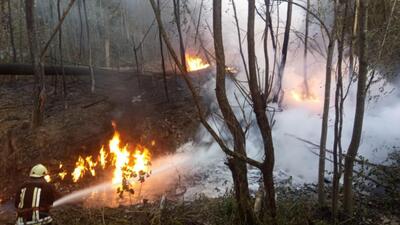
[0,63,124,76]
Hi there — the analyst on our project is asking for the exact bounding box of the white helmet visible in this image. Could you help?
[29,164,49,178]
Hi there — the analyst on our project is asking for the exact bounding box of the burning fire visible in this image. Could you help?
[290,90,320,103]
[186,54,210,72]
[58,163,67,180]
[52,122,152,191]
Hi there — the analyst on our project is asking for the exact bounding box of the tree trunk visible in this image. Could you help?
[157,0,169,102]
[273,0,292,105]
[332,1,348,219]
[105,39,110,68]
[25,0,44,128]
[343,0,368,215]
[263,0,271,97]
[82,0,95,93]
[7,0,17,63]
[57,0,67,100]
[303,0,310,97]
[77,0,83,59]
[18,0,24,62]
[231,0,249,79]
[213,1,256,224]
[247,0,277,222]
[317,2,337,207]
[173,0,187,73]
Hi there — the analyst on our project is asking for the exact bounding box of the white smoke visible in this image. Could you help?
[174,0,400,196]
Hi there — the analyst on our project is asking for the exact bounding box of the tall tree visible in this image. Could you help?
[317,1,337,207]
[332,0,349,218]
[303,0,310,97]
[57,0,67,100]
[25,0,45,128]
[7,0,17,63]
[343,0,369,215]
[157,0,169,102]
[263,0,271,98]
[82,0,95,93]
[213,1,256,224]
[77,0,83,59]
[172,0,187,73]
[273,0,292,105]
[248,0,277,222]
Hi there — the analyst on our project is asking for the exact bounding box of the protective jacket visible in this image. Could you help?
[14,178,57,225]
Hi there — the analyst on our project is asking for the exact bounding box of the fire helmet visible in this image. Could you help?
[29,164,49,178]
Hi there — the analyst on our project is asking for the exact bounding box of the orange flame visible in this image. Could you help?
[99,146,107,169]
[56,122,152,186]
[290,90,319,103]
[186,54,210,72]
[71,156,86,182]
[58,163,67,180]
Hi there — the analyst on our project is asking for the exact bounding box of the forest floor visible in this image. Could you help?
[0,71,399,225]
[0,70,202,223]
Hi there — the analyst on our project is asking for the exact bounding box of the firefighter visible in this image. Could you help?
[14,164,58,225]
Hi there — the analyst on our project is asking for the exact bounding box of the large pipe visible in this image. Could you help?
[0,64,122,76]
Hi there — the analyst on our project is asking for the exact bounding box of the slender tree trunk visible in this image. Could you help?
[157,0,169,101]
[303,0,310,97]
[194,0,203,44]
[105,39,110,67]
[57,0,67,101]
[25,0,44,128]
[7,0,17,63]
[48,0,58,93]
[213,1,256,224]
[139,43,144,73]
[82,0,95,93]
[248,1,277,222]
[263,0,271,98]
[273,0,292,105]
[231,0,249,79]
[18,0,24,62]
[77,0,83,59]
[343,0,369,215]
[318,2,337,207]
[332,1,349,219]
[132,38,141,88]
[173,0,187,73]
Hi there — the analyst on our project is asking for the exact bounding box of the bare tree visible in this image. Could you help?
[343,0,369,215]
[273,0,292,104]
[77,0,84,59]
[7,0,17,63]
[263,0,272,98]
[231,0,249,79]
[332,0,349,218]
[148,1,259,223]
[57,0,67,101]
[317,1,337,207]
[82,0,95,93]
[25,0,44,128]
[248,0,277,222]
[214,1,257,223]
[303,0,310,97]
[157,0,169,102]
[172,0,187,73]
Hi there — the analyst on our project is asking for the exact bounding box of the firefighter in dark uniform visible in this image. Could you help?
[14,164,58,225]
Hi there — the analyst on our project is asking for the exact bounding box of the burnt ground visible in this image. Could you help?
[0,70,202,223]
